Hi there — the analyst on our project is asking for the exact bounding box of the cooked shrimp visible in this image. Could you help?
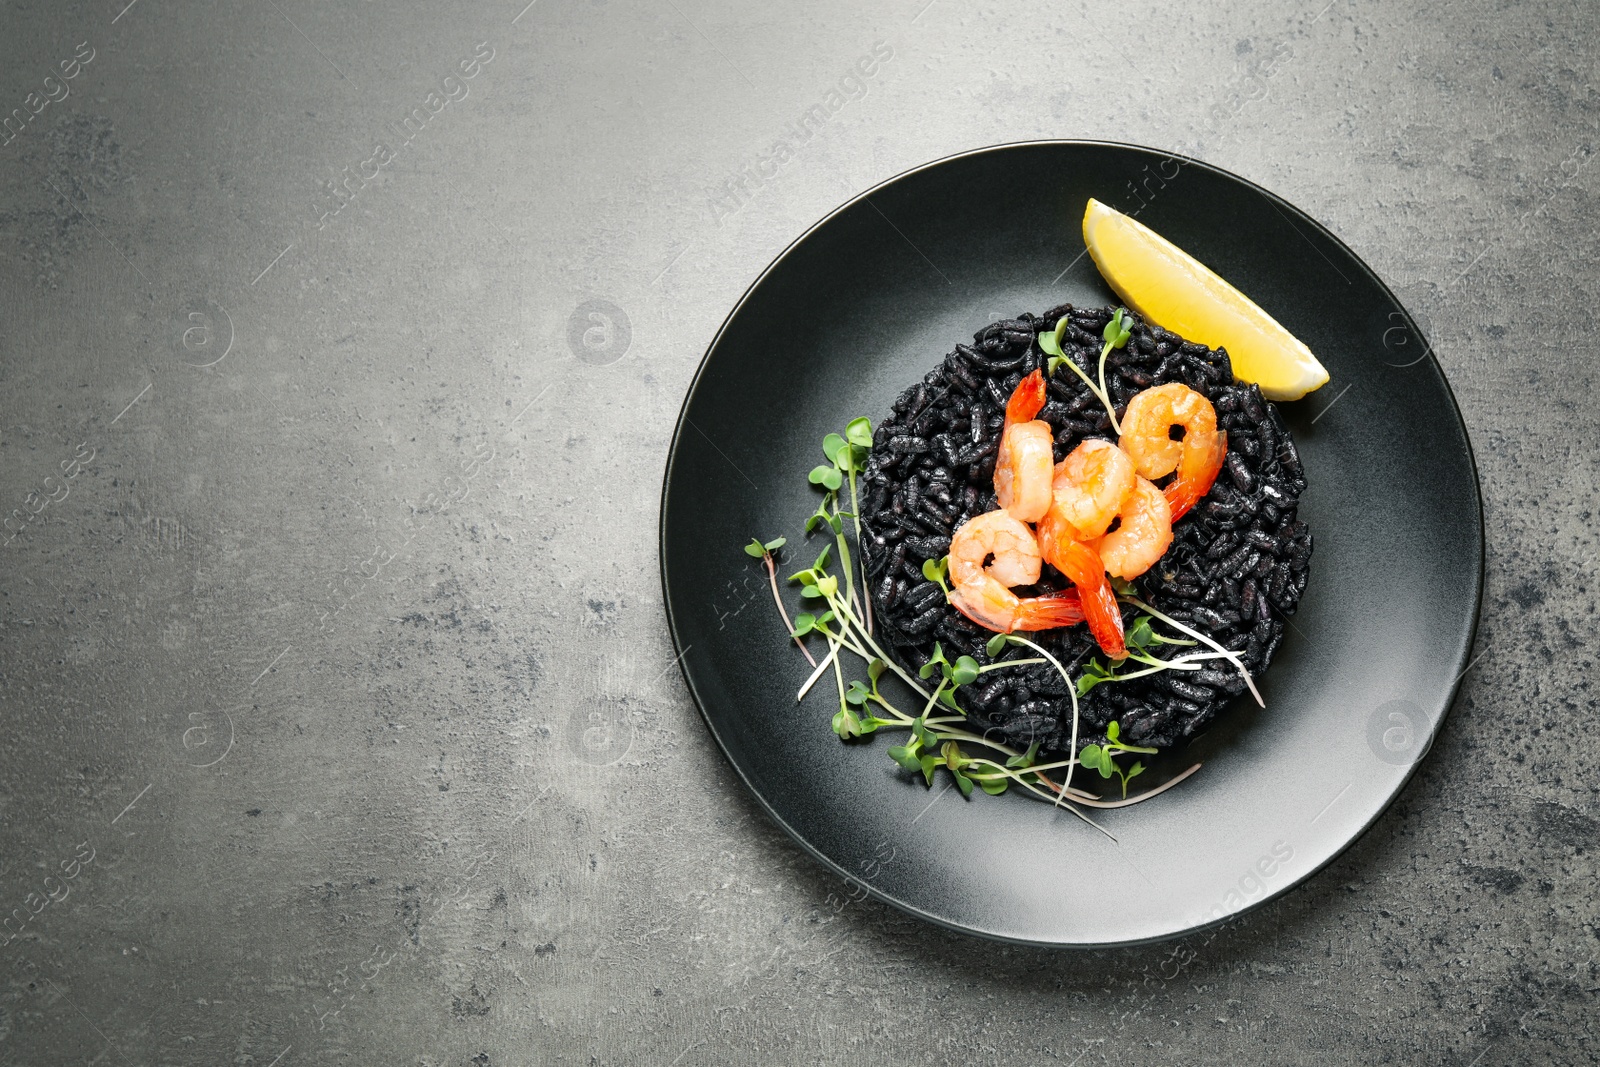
[1048,438,1136,539]
[1164,429,1227,522]
[1035,508,1126,658]
[1095,475,1173,580]
[948,510,1086,633]
[1119,383,1227,523]
[994,370,1054,523]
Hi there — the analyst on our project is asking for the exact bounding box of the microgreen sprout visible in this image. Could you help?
[1038,306,1132,432]
[916,642,982,712]
[744,536,786,558]
[922,555,952,598]
[1097,308,1132,433]
[1077,720,1157,798]
[1038,315,1072,373]
[804,420,876,633]
[1117,592,1265,708]
[788,609,835,637]
[1076,613,1226,695]
[746,535,815,668]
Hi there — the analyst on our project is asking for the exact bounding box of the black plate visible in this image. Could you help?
[659,141,1482,947]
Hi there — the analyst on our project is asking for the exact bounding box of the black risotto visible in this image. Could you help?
[859,305,1311,756]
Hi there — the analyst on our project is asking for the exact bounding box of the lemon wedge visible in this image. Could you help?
[1082,198,1330,401]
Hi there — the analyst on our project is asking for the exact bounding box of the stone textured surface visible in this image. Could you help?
[1,0,1597,1064]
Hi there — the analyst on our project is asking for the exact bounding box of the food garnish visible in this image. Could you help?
[1082,198,1330,401]
[1076,721,1157,799]
[1041,306,1131,430]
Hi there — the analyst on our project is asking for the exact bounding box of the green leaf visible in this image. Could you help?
[867,658,887,684]
[790,613,816,636]
[985,633,1008,658]
[1006,741,1041,769]
[815,575,838,598]
[887,744,922,772]
[763,536,787,552]
[845,681,870,706]
[809,466,843,491]
[1040,315,1071,361]
[822,433,846,464]
[800,584,825,600]
[845,417,874,448]
[826,512,844,534]
[814,544,833,571]
[1104,307,1132,349]
[921,557,947,584]
[938,687,963,713]
[952,769,974,799]
[744,538,767,558]
[1126,616,1154,651]
[857,716,881,735]
[805,512,826,534]
[1079,744,1111,777]
[1076,660,1112,697]
[912,717,937,750]
[951,656,980,686]
[817,610,836,625]
[978,773,1008,796]
[919,754,939,786]
[918,661,936,679]
[1107,720,1121,742]
[791,569,816,586]
[1120,760,1146,798]
[833,707,860,738]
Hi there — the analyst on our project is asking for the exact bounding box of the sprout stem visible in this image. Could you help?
[846,454,874,636]
[1065,762,1203,808]
[825,590,931,700]
[796,644,838,702]
[1097,650,1235,684]
[978,657,1047,672]
[1005,635,1083,795]
[1058,351,1120,433]
[1096,338,1123,435]
[1120,595,1265,707]
[765,551,817,668]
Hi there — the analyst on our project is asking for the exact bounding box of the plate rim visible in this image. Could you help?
[657,137,1486,947]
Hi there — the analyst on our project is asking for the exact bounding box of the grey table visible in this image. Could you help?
[1,0,1596,1063]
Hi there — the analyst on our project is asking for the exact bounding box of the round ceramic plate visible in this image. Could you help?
[659,141,1482,947]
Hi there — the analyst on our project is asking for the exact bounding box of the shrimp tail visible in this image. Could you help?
[1037,517,1127,658]
[1072,555,1127,658]
[1011,589,1086,631]
[1005,369,1047,425]
[1166,430,1228,522]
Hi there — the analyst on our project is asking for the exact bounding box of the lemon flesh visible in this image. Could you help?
[1082,198,1330,401]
